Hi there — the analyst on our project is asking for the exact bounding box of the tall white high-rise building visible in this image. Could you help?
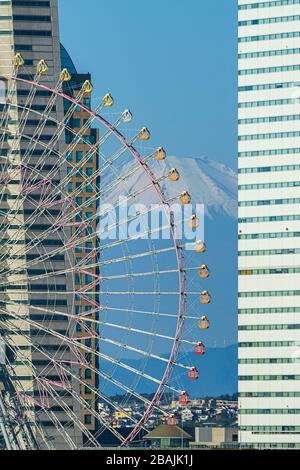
[238,0,300,449]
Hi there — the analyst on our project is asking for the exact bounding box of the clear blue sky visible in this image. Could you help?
[59,0,237,170]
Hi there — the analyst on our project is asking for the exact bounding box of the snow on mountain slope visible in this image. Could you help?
[102,155,237,220]
[162,156,237,219]
[100,155,238,351]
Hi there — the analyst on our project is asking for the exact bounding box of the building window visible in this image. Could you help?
[12,1,51,6]
[76,151,83,162]
[13,15,51,22]
[14,30,52,37]
[84,415,92,425]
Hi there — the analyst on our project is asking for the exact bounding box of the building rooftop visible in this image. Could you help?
[144,425,192,440]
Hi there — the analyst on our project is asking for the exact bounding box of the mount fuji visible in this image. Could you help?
[165,156,238,352]
[101,155,238,396]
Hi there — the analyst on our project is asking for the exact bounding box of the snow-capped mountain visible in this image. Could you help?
[160,155,237,219]
[100,155,238,395]
[101,154,238,349]
[161,156,238,350]
[101,154,237,220]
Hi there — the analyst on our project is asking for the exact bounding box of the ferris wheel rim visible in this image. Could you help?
[0,73,188,446]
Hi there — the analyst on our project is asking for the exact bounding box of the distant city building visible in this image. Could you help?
[144,424,192,449]
[191,427,238,449]
[238,0,300,449]
[170,399,206,409]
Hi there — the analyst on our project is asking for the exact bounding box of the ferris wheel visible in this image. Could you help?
[0,56,212,450]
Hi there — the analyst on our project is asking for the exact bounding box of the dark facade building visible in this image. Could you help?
[61,46,100,440]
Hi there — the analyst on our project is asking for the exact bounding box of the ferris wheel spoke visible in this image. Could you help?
[0,97,95,218]
[89,317,196,348]
[35,138,140,213]
[1,295,200,343]
[23,82,87,163]
[3,289,192,296]
[0,327,76,449]
[98,351,180,394]
[97,334,190,370]
[34,123,159,212]
[1,142,173,264]
[0,197,179,269]
[5,245,175,276]
[99,290,196,296]
[97,369,166,416]
[0,314,144,445]
[103,305,199,321]
[95,246,175,267]
[90,266,197,282]
[0,101,98,188]
[1,297,192,354]
[0,302,181,396]
[18,88,63,165]
[0,265,185,289]
[5,71,48,171]
[35,381,101,448]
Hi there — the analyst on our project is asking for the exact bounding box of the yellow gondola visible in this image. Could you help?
[139,127,151,141]
[200,291,211,304]
[198,316,210,329]
[189,215,199,229]
[14,53,24,67]
[180,191,191,205]
[199,265,210,279]
[195,240,206,253]
[82,80,93,94]
[37,59,48,74]
[60,68,72,82]
[102,93,114,107]
[155,147,166,161]
[168,168,180,182]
